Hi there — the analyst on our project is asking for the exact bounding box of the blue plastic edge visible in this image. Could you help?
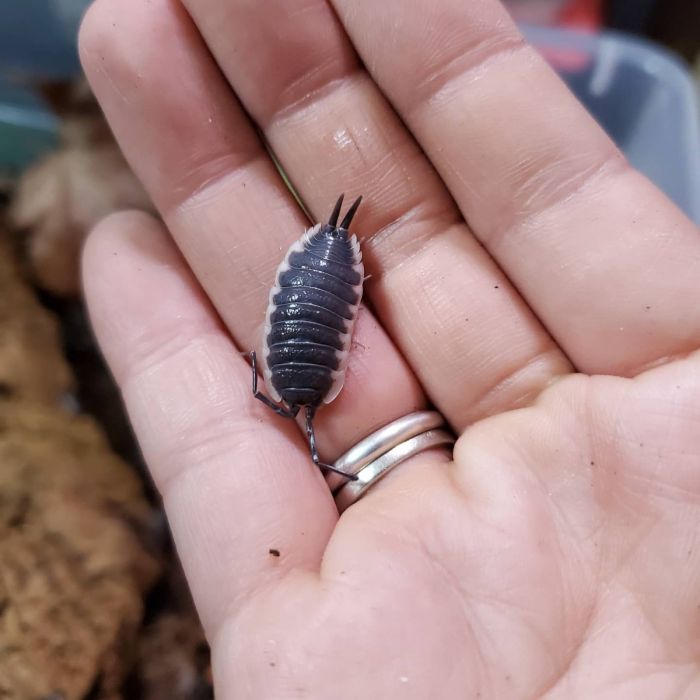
[522,24,700,224]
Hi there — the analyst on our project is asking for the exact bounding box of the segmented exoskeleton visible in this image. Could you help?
[250,194,364,480]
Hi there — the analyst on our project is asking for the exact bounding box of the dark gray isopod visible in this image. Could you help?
[250,194,364,480]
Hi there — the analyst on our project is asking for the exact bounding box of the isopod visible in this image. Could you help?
[250,194,364,480]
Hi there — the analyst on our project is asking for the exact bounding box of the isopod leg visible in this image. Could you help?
[249,351,299,419]
[304,406,358,481]
[249,354,356,481]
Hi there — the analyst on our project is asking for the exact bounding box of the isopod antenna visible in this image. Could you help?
[328,193,344,227]
[339,195,362,230]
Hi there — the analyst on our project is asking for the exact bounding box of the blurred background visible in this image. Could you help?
[1,0,698,218]
[0,1,698,699]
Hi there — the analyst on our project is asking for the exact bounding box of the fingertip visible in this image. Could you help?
[78,0,115,78]
[82,209,169,298]
[84,207,163,248]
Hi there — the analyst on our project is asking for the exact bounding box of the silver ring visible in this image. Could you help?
[334,428,455,512]
[329,410,455,512]
[326,410,447,492]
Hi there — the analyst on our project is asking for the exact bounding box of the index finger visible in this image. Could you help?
[82,212,338,635]
[332,0,700,375]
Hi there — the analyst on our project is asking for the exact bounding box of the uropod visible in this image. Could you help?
[250,194,364,481]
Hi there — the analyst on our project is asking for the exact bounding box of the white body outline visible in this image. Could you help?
[261,223,364,405]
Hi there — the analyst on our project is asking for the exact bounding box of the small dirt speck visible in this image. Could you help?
[494,285,500,289]
[590,461,595,466]
[268,548,280,557]
[0,382,14,398]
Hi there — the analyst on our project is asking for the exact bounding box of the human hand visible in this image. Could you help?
[79,0,700,697]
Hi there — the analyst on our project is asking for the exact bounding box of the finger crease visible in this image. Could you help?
[411,34,530,112]
[269,69,366,130]
[120,324,228,387]
[458,346,571,424]
[365,197,462,279]
[152,415,272,500]
[172,151,270,215]
[486,153,629,253]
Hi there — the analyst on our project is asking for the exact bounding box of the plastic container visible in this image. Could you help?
[0,78,58,170]
[505,0,603,30]
[523,24,700,223]
[0,9,698,223]
[0,0,85,79]
[0,0,89,169]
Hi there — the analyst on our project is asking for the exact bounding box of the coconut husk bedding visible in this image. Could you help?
[0,80,211,700]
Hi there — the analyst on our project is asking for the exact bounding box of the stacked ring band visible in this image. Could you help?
[328,411,456,512]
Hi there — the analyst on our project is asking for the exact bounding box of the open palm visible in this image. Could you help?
[79,0,700,697]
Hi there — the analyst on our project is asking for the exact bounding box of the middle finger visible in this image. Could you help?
[180,0,572,428]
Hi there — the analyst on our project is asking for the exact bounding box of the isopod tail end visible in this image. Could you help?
[328,194,345,227]
[339,195,362,231]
